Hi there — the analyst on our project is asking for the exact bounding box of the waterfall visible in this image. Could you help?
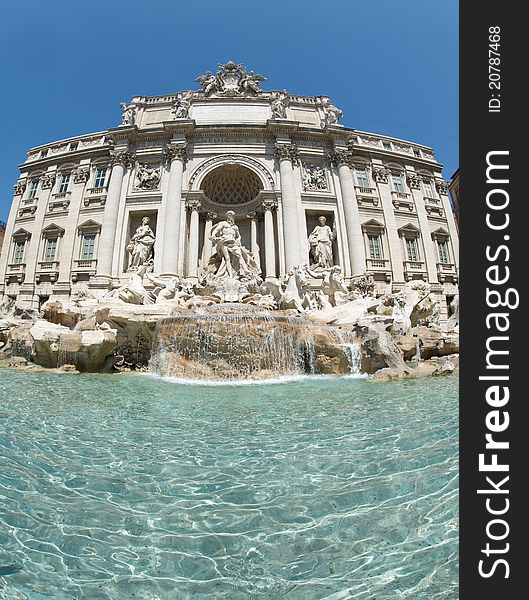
[343,342,363,375]
[149,304,366,381]
[149,304,316,381]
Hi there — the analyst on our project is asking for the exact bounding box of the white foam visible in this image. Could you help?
[144,371,367,387]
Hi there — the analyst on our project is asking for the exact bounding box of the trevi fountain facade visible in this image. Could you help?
[0,61,459,380]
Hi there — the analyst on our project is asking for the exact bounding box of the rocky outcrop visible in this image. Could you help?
[353,316,410,375]
[416,325,459,359]
[28,319,117,371]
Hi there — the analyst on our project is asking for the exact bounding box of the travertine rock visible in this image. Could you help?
[29,319,117,371]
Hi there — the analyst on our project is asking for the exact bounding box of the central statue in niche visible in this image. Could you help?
[205,210,260,279]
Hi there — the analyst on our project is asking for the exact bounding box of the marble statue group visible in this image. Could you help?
[112,210,371,312]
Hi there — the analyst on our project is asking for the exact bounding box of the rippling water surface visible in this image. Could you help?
[0,371,458,599]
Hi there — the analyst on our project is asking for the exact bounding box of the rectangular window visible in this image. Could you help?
[43,237,58,262]
[69,142,78,151]
[58,173,70,194]
[40,149,48,158]
[405,237,419,261]
[12,240,25,264]
[423,179,434,197]
[368,234,383,260]
[94,167,107,188]
[391,172,405,193]
[27,179,39,199]
[356,168,369,188]
[383,142,391,150]
[81,234,96,260]
[413,148,421,158]
[437,240,450,263]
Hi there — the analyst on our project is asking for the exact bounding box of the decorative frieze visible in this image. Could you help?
[302,163,327,191]
[134,162,161,191]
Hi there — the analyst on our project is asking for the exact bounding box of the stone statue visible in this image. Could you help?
[241,70,266,94]
[270,91,289,119]
[135,163,161,190]
[127,217,155,271]
[206,211,260,279]
[304,264,349,307]
[308,216,336,269]
[172,91,193,119]
[195,70,218,96]
[279,265,310,312]
[303,164,327,190]
[145,273,194,305]
[109,264,149,304]
[120,102,136,126]
[195,62,266,97]
[320,97,342,128]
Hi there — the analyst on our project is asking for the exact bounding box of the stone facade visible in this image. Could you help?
[0,62,458,317]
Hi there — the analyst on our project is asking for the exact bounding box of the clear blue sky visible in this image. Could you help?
[0,0,458,222]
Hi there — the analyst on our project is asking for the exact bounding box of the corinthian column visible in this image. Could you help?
[332,149,366,275]
[201,212,216,271]
[275,142,302,270]
[262,198,277,280]
[95,148,132,281]
[161,143,187,276]
[247,212,261,267]
[186,199,201,280]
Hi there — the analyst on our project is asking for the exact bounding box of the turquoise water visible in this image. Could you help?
[0,371,458,599]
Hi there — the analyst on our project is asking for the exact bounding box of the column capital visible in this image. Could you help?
[435,179,448,195]
[13,179,27,195]
[330,149,355,168]
[406,173,422,190]
[164,142,188,165]
[372,166,390,183]
[261,198,278,212]
[274,142,299,164]
[40,172,56,189]
[109,148,134,168]
[185,198,201,212]
[72,167,90,184]
[246,212,258,220]
[206,211,217,221]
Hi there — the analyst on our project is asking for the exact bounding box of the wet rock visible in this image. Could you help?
[28,319,117,372]
[417,325,459,359]
[433,361,456,376]
[353,316,409,376]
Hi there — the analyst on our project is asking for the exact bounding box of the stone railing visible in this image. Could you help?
[7,263,26,273]
[355,186,376,195]
[74,259,97,269]
[366,258,390,269]
[37,261,60,270]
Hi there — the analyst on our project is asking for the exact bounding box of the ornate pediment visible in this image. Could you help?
[41,223,65,237]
